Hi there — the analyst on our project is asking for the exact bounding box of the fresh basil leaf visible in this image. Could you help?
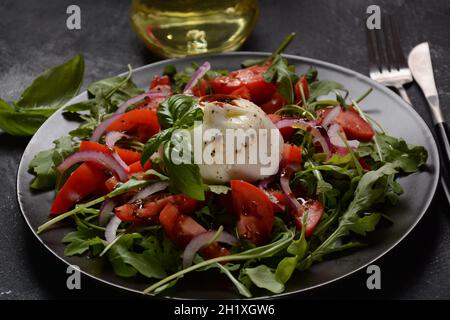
[245,265,285,294]
[0,105,49,136]
[163,64,177,78]
[141,128,174,164]
[16,54,84,110]
[64,99,97,113]
[157,94,200,129]
[308,80,345,101]
[28,136,78,190]
[275,256,298,284]
[263,55,298,104]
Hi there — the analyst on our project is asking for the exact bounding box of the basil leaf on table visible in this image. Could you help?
[0,54,84,136]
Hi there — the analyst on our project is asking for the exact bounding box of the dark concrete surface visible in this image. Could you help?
[0,0,449,300]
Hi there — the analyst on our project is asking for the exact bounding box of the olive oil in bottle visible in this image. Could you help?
[129,0,259,58]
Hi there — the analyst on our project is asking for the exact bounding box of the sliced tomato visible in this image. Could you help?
[106,109,160,142]
[115,194,198,224]
[260,93,286,114]
[50,163,108,214]
[150,75,170,89]
[294,75,309,102]
[230,86,251,100]
[211,65,276,104]
[192,79,211,97]
[334,110,375,142]
[231,180,274,245]
[159,203,230,259]
[291,200,324,237]
[358,158,372,171]
[128,160,152,174]
[79,141,141,165]
[105,175,119,192]
[266,190,287,214]
[283,143,302,166]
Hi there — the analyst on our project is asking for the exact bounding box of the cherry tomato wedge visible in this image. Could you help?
[115,194,198,224]
[128,160,152,174]
[283,143,302,166]
[106,109,160,142]
[192,79,210,97]
[231,180,274,245]
[260,93,286,114]
[150,75,170,89]
[159,203,230,259]
[291,200,324,237]
[230,86,251,100]
[294,75,309,102]
[50,163,108,214]
[334,110,375,142]
[211,65,276,104]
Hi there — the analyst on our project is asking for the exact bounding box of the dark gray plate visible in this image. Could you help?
[17,52,440,299]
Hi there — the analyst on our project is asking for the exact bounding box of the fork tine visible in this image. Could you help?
[365,28,381,73]
[388,15,409,70]
[374,26,388,72]
[382,16,395,71]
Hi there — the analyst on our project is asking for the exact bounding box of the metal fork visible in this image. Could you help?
[366,15,413,104]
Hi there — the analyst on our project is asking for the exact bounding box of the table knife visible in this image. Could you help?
[408,42,450,202]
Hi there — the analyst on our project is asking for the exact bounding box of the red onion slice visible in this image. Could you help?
[129,181,169,203]
[90,91,165,142]
[105,215,122,243]
[182,230,237,268]
[99,199,116,226]
[277,118,332,159]
[321,106,341,128]
[183,62,211,95]
[57,150,128,182]
[258,176,276,190]
[105,131,130,149]
[280,165,302,212]
[327,124,360,149]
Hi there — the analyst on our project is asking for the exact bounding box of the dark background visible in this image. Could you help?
[0,0,449,300]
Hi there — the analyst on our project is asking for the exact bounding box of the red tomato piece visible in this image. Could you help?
[211,65,276,104]
[106,109,160,142]
[260,93,286,114]
[128,160,152,174]
[294,75,309,102]
[231,180,274,245]
[105,176,119,192]
[150,75,170,89]
[283,144,302,166]
[291,200,324,237]
[230,86,251,100]
[159,203,229,259]
[50,163,108,214]
[192,79,210,97]
[334,110,375,142]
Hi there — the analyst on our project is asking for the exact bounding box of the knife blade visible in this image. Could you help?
[408,42,450,203]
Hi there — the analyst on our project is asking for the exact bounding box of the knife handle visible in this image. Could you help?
[435,122,450,183]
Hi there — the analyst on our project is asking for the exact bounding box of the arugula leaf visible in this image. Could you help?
[349,213,382,236]
[62,225,104,256]
[301,164,399,265]
[28,136,78,190]
[308,80,345,102]
[245,265,285,294]
[263,54,298,104]
[87,74,143,110]
[358,133,428,172]
[305,66,318,83]
[108,233,166,279]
